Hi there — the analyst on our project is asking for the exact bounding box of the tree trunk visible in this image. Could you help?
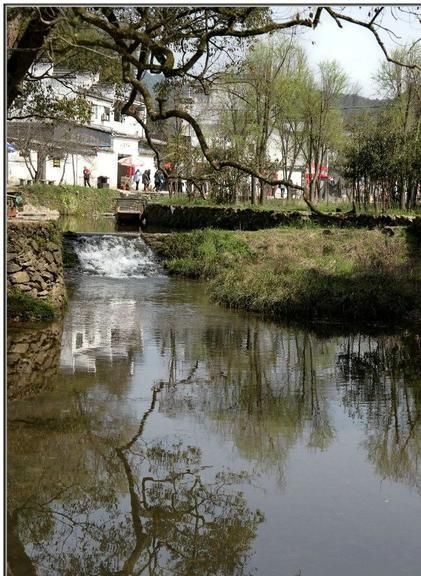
[72,154,76,185]
[59,153,68,184]
[251,176,256,205]
[36,150,46,180]
[23,155,35,179]
[7,8,60,109]
[258,178,265,205]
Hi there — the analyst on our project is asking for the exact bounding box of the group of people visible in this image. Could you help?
[132,168,166,192]
[133,168,151,191]
[82,165,170,192]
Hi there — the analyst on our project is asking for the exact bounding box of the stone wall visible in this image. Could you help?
[7,221,66,307]
[143,203,416,231]
[7,322,63,400]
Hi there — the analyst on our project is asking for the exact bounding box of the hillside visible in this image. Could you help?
[338,93,389,119]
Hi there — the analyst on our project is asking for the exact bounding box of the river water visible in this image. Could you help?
[7,234,421,576]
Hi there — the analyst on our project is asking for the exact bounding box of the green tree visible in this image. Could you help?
[376,45,421,208]
[301,60,347,201]
[211,38,308,203]
[342,46,420,210]
[273,44,310,199]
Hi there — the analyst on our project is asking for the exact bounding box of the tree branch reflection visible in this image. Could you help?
[337,334,421,492]
[8,351,263,576]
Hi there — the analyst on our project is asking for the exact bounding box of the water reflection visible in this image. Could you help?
[7,275,421,576]
[7,323,63,401]
[155,323,421,492]
[58,278,146,403]
[152,321,339,484]
[57,215,116,234]
[8,389,262,576]
[337,334,421,493]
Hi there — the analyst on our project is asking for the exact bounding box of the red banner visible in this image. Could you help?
[305,162,328,182]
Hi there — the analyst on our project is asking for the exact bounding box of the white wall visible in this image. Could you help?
[7,133,157,190]
[7,151,35,182]
[7,151,98,187]
[8,62,157,190]
[87,95,146,139]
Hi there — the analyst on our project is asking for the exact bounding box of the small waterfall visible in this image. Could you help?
[72,234,163,278]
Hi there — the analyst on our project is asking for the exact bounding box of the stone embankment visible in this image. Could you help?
[7,221,66,311]
[143,204,416,230]
[7,323,63,400]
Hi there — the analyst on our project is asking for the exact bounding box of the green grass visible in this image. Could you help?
[18,184,118,216]
[145,227,420,326]
[7,288,58,322]
[146,229,252,278]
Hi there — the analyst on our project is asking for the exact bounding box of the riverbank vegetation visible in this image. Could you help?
[14,182,420,220]
[7,288,58,322]
[17,183,117,216]
[145,227,420,326]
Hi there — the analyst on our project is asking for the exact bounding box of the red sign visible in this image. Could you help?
[305,162,328,182]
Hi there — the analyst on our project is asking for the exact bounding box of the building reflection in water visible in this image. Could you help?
[59,297,143,375]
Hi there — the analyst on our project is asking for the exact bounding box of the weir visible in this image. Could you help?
[66,233,163,278]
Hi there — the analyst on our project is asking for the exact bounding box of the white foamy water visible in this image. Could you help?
[72,235,162,278]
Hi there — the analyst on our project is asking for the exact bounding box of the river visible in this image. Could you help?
[7,233,421,576]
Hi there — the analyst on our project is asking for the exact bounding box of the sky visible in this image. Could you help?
[290,6,420,98]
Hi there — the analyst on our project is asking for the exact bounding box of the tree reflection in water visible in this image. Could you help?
[8,302,421,574]
[337,334,421,493]
[7,376,263,576]
[156,323,420,493]
[158,325,336,487]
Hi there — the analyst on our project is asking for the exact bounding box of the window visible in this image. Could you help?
[75,332,83,349]
[91,104,99,120]
[102,107,110,121]
[52,158,61,168]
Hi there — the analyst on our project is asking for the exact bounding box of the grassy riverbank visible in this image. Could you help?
[17,184,117,216]
[14,183,420,217]
[145,227,420,326]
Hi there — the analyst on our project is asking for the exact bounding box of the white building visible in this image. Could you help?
[186,87,305,192]
[7,64,162,189]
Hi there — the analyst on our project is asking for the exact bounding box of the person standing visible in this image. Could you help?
[83,166,91,187]
[142,169,150,191]
[133,168,142,191]
[154,170,160,191]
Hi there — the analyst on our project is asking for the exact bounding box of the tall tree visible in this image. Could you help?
[342,45,421,210]
[273,44,310,198]
[376,45,421,208]
[301,60,347,201]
